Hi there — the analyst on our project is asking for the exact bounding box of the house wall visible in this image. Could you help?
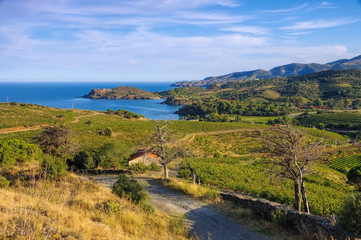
[129,154,159,166]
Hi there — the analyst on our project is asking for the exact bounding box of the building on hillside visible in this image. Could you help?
[128,150,160,166]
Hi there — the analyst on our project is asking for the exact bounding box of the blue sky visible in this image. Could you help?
[0,0,360,82]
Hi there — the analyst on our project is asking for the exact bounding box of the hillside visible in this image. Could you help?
[83,86,160,100]
[173,55,361,87]
[162,69,361,120]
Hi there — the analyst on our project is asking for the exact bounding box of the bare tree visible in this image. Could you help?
[148,121,179,179]
[33,125,78,159]
[263,126,323,213]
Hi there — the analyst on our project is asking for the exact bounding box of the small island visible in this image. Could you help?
[83,86,160,100]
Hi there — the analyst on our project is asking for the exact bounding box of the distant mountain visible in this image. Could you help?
[83,86,159,100]
[172,55,361,87]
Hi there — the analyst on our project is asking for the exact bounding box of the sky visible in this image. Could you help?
[0,0,360,82]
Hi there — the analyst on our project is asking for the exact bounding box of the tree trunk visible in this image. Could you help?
[163,164,168,179]
[294,179,302,211]
[301,180,310,214]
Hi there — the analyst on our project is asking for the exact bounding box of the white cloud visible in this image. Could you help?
[221,26,269,35]
[282,19,359,30]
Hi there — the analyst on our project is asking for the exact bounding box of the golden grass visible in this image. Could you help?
[163,178,221,203]
[0,174,189,240]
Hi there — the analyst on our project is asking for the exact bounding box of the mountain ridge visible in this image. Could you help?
[172,55,361,87]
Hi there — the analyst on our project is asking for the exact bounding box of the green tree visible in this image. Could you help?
[94,142,130,168]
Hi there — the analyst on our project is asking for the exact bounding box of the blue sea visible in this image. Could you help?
[0,82,180,120]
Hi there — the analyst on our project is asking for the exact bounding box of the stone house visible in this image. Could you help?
[128,150,160,166]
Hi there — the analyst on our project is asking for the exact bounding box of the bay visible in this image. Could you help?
[0,82,180,120]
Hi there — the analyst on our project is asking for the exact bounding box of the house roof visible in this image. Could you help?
[129,151,160,161]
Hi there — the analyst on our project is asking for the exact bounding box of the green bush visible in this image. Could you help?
[347,165,361,184]
[338,193,361,235]
[94,142,130,169]
[0,139,43,168]
[112,174,148,204]
[73,151,96,169]
[104,127,113,136]
[0,176,9,189]
[42,155,68,179]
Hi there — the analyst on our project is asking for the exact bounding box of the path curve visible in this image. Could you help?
[94,175,271,240]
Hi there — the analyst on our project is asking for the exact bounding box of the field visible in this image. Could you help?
[327,154,361,173]
[0,103,357,218]
[179,157,351,216]
[296,111,361,129]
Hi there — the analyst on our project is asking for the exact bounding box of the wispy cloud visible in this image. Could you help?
[282,19,360,30]
[262,4,309,13]
[221,26,269,35]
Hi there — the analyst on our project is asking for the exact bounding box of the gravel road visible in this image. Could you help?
[94,175,272,240]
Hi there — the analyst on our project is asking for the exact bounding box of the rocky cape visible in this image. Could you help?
[83,86,160,100]
[173,55,361,87]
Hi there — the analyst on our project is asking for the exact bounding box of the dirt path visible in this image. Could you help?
[94,175,271,240]
[0,111,102,134]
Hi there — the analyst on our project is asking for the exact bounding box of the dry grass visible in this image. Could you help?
[163,178,221,203]
[0,174,189,240]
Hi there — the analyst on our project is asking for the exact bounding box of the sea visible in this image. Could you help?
[0,82,180,120]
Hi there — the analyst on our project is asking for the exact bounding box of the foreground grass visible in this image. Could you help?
[162,178,221,203]
[0,174,189,240]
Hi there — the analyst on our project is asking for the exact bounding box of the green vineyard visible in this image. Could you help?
[327,154,361,173]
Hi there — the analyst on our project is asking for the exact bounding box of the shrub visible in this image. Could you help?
[347,165,361,185]
[42,155,68,179]
[104,127,113,136]
[73,151,96,169]
[0,139,43,168]
[112,174,148,204]
[0,176,9,189]
[338,193,361,235]
[94,142,130,169]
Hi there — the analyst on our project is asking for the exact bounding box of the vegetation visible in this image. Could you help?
[0,134,189,239]
[327,154,361,173]
[263,126,323,213]
[161,69,361,121]
[112,174,149,205]
[179,157,351,216]
[0,139,43,168]
[83,86,160,100]
[296,111,361,130]
[0,103,359,235]
[338,193,361,235]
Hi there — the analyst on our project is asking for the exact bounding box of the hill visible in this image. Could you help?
[162,69,361,120]
[83,86,160,100]
[173,55,361,87]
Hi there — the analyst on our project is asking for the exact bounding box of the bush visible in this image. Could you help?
[42,155,68,179]
[0,139,43,168]
[104,127,113,136]
[94,142,130,169]
[0,176,9,188]
[347,165,361,184]
[73,151,96,169]
[338,193,361,235]
[112,174,148,204]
